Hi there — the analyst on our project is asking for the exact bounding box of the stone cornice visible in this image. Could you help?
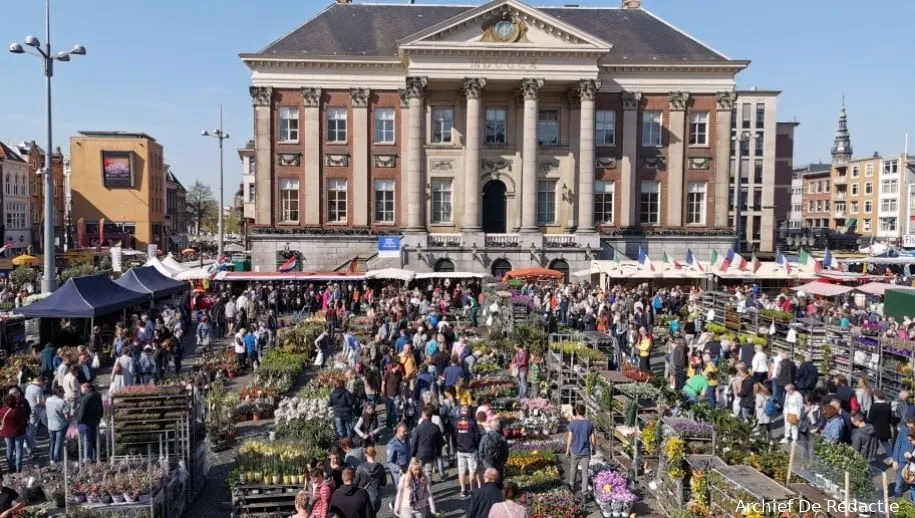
[602,62,748,74]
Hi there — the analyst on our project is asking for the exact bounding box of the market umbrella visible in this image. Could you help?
[181,248,196,255]
[11,254,37,266]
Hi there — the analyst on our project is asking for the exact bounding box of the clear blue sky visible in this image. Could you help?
[2,0,913,203]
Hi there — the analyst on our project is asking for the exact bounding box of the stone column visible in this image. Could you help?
[619,91,641,227]
[351,88,370,226]
[520,78,544,233]
[302,87,322,225]
[567,88,581,229]
[398,90,409,226]
[666,91,689,227]
[462,78,486,232]
[404,77,427,232]
[714,91,736,227]
[250,86,274,225]
[577,79,600,233]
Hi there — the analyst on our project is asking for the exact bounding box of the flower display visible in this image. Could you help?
[274,396,333,424]
[665,419,714,438]
[509,439,564,452]
[505,450,555,477]
[520,397,554,415]
[519,488,585,518]
[591,469,631,503]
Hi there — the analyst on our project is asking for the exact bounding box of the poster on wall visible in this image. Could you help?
[377,236,401,258]
[110,246,122,273]
[101,151,134,188]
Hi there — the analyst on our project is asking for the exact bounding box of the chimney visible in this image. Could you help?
[621,0,641,8]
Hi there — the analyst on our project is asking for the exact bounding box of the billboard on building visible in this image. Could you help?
[101,151,134,188]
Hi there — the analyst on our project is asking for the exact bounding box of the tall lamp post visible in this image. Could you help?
[202,106,230,261]
[9,0,85,293]
[732,130,752,254]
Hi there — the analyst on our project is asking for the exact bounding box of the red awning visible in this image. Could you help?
[790,281,853,297]
[855,281,892,296]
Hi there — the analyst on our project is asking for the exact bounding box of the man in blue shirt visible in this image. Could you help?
[566,403,594,504]
[385,423,411,489]
[442,357,464,389]
[394,329,410,355]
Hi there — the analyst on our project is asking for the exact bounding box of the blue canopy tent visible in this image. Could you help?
[15,274,149,318]
[115,266,189,299]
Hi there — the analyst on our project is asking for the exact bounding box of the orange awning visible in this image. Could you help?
[503,267,564,281]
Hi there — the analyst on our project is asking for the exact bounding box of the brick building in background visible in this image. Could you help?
[18,142,65,253]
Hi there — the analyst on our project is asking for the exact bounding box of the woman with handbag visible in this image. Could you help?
[782,384,804,444]
[892,417,915,500]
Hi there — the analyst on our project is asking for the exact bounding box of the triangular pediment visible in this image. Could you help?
[399,0,611,52]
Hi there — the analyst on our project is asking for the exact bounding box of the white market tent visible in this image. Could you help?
[414,272,484,279]
[162,255,190,272]
[144,256,178,278]
[174,267,212,281]
[713,261,819,280]
[364,268,415,282]
[790,281,853,297]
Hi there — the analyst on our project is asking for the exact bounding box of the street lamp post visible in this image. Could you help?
[202,106,230,261]
[732,130,752,254]
[9,0,85,293]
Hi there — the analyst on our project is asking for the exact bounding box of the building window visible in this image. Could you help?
[884,159,899,175]
[3,175,8,195]
[851,183,859,195]
[639,181,660,225]
[278,107,299,143]
[882,180,898,194]
[850,201,858,213]
[327,107,347,143]
[279,179,299,223]
[538,110,559,146]
[755,132,764,156]
[808,200,815,212]
[865,163,874,176]
[808,183,815,194]
[740,138,750,157]
[865,182,873,195]
[688,112,708,146]
[752,215,761,240]
[430,179,453,224]
[864,200,873,213]
[374,179,395,223]
[816,200,822,212]
[248,183,255,203]
[755,103,765,129]
[741,103,751,128]
[686,181,706,225]
[863,219,872,232]
[536,180,556,225]
[485,108,506,144]
[594,181,614,225]
[754,159,764,183]
[851,165,859,177]
[824,199,830,211]
[595,110,615,146]
[249,159,256,176]
[432,107,453,144]
[881,199,898,212]
[327,179,347,223]
[374,108,395,144]
[753,187,763,210]
[825,180,830,191]
[880,217,897,232]
[642,111,662,147]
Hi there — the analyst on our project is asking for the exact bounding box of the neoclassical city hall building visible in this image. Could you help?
[241,0,779,275]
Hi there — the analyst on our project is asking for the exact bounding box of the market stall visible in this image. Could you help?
[363,267,415,282]
[14,274,149,318]
[114,266,190,299]
[161,255,191,273]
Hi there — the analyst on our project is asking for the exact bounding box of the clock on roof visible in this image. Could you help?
[493,20,514,41]
[480,11,528,43]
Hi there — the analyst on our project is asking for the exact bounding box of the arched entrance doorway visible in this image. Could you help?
[482,180,507,234]
[548,259,570,284]
[491,258,512,279]
[434,258,455,273]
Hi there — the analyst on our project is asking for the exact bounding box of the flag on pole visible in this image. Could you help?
[613,249,628,263]
[685,249,705,272]
[799,248,822,273]
[730,249,749,271]
[776,249,792,275]
[346,257,360,273]
[278,255,297,272]
[750,251,761,274]
[823,247,834,269]
[638,247,655,272]
[709,249,721,271]
[719,249,733,272]
[662,252,682,270]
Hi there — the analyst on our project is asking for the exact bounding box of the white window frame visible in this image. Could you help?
[863,219,872,232]
[851,165,860,178]
[536,180,557,225]
[327,179,348,223]
[642,111,662,147]
[686,181,707,225]
[865,182,873,195]
[595,110,615,146]
[431,107,454,144]
[374,108,395,145]
[850,201,858,213]
[881,199,898,213]
[278,107,299,143]
[851,183,859,196]
[594,180,614,224]
[430,178,453,224]
[865,163,874,176]
[279,178,300,224]
[639,181,660,225]
[882,179,898,194]
[485,108,507,145]
[864,200,873,214]
[374,179,395,223]
[688,112,708,146]
[808,182,815,194]
[537,109,560,146]
[884,159,899,175]
[327,107,348,144]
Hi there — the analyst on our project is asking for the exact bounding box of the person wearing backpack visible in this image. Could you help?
[478,419,509,483]
[755,383,775,442]
[565,403,594,504]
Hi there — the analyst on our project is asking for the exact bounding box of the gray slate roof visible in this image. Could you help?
[254,3,727,61]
